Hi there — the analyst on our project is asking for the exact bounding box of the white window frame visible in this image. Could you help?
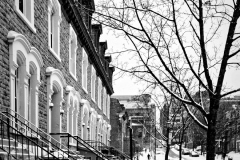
[103,87,106,115]
[98,78,102,109]
[91,66,96,102]
[107,94,110,119]
[82,48,88,93]
[48,0,62,62]
[8,31,43,129]
[14,0,36,32]
[69,25,78,80]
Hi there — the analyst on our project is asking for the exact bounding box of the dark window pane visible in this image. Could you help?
[19,0,24,13]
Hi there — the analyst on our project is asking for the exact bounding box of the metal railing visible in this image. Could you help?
[50,133,111,160]
[85,140,130,160]
[0,107,84,160]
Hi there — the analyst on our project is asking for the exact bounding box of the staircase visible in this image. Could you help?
[0,107,84,160]
[86,140,131,160]
[50,133,111,160]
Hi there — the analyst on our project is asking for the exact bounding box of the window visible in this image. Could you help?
[91,66,96,101]
[103,87,106,115]
[98,78,102,109]
[81,100,90,140]
[107,94,110,119]
[48,0,61,61]
[8,31,43,130]
[69,25,78,80]
[14,0,36,32]
[66,86,80,144]
[82,48,88,92]
[45,67,66,140]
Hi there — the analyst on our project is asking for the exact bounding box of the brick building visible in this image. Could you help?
[216,96,240,153]
[112,94,156,156]
[0,0,116,159]
[110,98,128,152]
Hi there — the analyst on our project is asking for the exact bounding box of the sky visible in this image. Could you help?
[100,27,240,98]
[97,0,240,98]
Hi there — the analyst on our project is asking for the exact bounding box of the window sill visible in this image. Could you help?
[82,86,88,94]
[91,97,96,103]
[70,72,77,81]
[69,142,77,147]
[15,9,36,33]
[49,47,61,62]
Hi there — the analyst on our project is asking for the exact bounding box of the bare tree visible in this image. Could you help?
[76,0,240,160]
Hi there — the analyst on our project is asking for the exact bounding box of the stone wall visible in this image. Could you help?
[110,98,124,150]
[0,0,111,141]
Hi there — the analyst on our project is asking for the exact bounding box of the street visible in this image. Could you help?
[138,148,208,160]
[137,147,240,160]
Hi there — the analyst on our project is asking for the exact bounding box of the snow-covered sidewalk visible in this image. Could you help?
[172,148,240,160]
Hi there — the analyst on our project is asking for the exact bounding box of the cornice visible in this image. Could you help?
[59,0,114,95]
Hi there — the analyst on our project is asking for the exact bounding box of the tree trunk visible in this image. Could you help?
[179,143,182,160]
[222,130,228,159]
[165,144,170,160]
[165,127,170,160]
[206,102,219,160]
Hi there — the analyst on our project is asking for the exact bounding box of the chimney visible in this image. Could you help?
[99,41,108,57]
[109,66,115,85]
[104,56,112,75]
[91,24,102,52]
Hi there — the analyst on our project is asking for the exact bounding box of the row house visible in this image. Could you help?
[0,0,115,159]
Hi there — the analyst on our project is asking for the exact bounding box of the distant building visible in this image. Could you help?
[110,98,128,152]
[112,94,156,154]
[216,96,240,153]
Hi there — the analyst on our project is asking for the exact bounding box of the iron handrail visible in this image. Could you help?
[85,140,131,159]
[50,132,110,160]
[0,107,83,159]
[0,112,66,159]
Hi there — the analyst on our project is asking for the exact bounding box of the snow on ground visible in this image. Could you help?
[137,148,240,160]
[172,148,240,160]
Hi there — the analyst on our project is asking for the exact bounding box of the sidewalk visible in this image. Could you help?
[226,151,240,160]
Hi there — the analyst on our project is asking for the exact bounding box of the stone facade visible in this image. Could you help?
[110,98,128,151]
[0,0,113,155]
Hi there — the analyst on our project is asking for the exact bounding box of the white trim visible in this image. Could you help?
[70,72,77,81]
[48,47,61,62]
[8,31,43,129]
[48,0,61,61]
[46,67,66,136]
[91,65,96,102]
[14,0,36,33]
[69,24,78,79]
[82,48,88,93]
[98,77,102,109]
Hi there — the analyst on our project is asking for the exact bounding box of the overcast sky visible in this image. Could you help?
[97,0,240,97]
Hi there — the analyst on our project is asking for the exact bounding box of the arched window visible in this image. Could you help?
[66,86,80,145]
[8,31,43,130]
[97,116,102,143]
[14,0,35,32]
[69,25,78,80]
[82,48,88,92]
[107,125,111,146]
[48,0,61,61]
[46,67,66,143]
[89,109,96,142]
[81,99,90,140]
